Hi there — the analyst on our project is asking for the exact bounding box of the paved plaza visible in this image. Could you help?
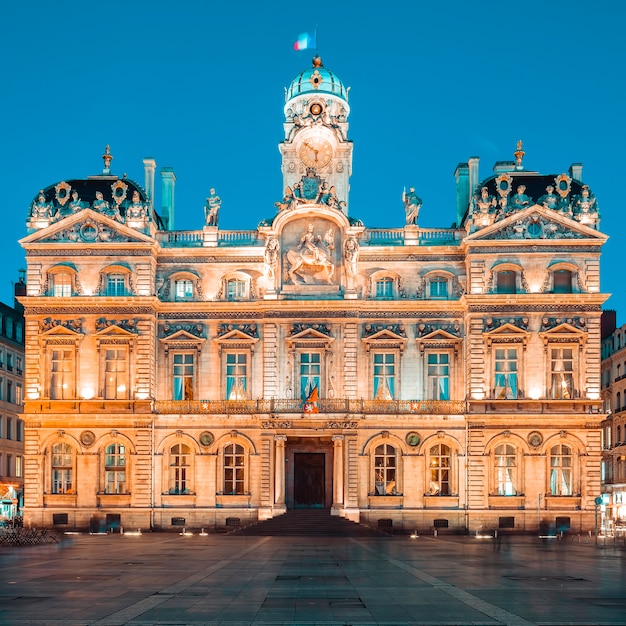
[1,531,625,625]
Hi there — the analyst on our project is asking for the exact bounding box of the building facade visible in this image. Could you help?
[0,286,26,522]
[600,312,626,531]
[20,58,607,534]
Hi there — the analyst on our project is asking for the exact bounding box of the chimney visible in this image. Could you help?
[569,163,583,182]
[160,167,176,230]
[143,158,156,203]
[454,162,469,227]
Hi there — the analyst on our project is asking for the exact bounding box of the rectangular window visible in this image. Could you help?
[495,444,517,495]
[0,349,4,368]
[7,380,12,403]
[6,353,13,371]
[7,454,12,477]
[50,348,75,399]
[496,271,516,294]
[51,443,73,494]
[553,270,572,294]
[15,384,22,406]
[549,445,573,495]
[107,274,126,296]
[494,348,518,399]
[6,418,12,440]
[15,455,23,478]
[16,419,23,442]
[175,279,194,300]
[6,317,13,338]
[105,443,127,494]
[226,353,248,400]
[227,279,246,301]
[375,278,393,298]
[373,352,395,400]
[0,416,3,438]
[173,353,194,400]
[429,278,448,299]
[104,348,128,399]
[550,347,574,399]
[15,323,23,343]
[0,377,3,400]
[16,356,23,375]
[299,352,321,400]
[427,353,449,400]
[53,273,72,297]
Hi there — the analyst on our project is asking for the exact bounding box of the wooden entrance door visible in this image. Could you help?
[294,453,325,508]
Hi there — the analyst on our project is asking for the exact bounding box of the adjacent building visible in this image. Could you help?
[0,281,26,522]
[19,57,607,534]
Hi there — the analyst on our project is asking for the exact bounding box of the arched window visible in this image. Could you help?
[175,279,194,301]
[373,443,397,494]
[617,425,622,444]
[429,443,451,495]
[375,277,394,299]
[52,272,73,297]
[429,275,449,299]
[617,392,621,412]
[51,442,74,494]
[169,443,192,494]
[496,270,517,294]
[104,443,127,494]
[223,443,246,494]
[494,443,517,495]
[553,269,573,294]
[549,444,573,496]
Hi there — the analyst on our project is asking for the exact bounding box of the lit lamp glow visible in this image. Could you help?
[529,387,542,400]
[81,387,95,400]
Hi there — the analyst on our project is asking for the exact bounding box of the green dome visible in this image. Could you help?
[287,56,347,102]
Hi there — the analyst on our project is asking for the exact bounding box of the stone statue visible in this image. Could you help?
[69,190,85,214]
[275,187,296,211]
[264,237,280,282]
[285,223,335,284]
[93,190,121,221]
[402,187,422,225]
[31,191,52,220]
[344,236,360,287]
[472,187,497,225]
[538,185,559,210]
[126,190,147,220]
[572,185,599,228]
[204,188,221,226]
[508,185,533,211]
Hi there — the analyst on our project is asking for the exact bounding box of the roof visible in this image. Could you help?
[287,56,348,102]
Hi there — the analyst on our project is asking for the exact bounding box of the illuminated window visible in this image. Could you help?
[494,444,517,495]
[429,444,451,495]
[104,443,127,494]
[550,347,574,399]
[53,272,73,297]
[373,443,397,495]
[299,352,321,400]
[104,348,128,399]
[50,348,75,399]
[169,443,192,494]
[494,348,518,399]
[223,444,245,494]
[549,444,573,496]
[51,442,74,494]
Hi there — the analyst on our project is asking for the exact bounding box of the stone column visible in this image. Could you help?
[274,435,287,505]
[332,435,344,513]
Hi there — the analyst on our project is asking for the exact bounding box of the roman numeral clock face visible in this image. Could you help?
[298,138,333,169]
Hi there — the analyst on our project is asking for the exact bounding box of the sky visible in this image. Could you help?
[2,1,624,320]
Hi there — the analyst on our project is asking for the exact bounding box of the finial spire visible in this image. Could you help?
[102,145,113,174]
[514,140,525,170]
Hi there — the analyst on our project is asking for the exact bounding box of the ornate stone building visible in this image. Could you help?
[20,58,607,534]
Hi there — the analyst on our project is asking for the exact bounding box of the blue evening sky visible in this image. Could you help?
[2,1,624,320]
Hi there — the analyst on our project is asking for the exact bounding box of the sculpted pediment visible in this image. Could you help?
[20,209,154,245]
[539,322,587,346]
[94,324,137,338]
[214,329,260,353]
[362,324,408,353]
[465,206,606,243]
[483,323,530,348]
[286,325,335,349]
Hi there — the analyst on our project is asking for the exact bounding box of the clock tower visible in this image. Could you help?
[280,56,352,214]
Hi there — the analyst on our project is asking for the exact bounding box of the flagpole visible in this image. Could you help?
[315,25,318,56]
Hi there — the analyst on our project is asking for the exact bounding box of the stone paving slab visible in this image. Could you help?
[0,532,625,625]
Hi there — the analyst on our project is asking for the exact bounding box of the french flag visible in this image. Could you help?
[293,32,316,51]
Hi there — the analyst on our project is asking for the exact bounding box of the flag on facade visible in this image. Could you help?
[303,385,319,413]
[293,32,316,51]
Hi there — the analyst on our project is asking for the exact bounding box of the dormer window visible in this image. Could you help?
[496,270,517,294]
[175,279,194,301]
[428,275,449,299]
[375,277,394,299]
[227,279,247,301]
[107,274,126,296]
[53,272,72,297]
[99,265,134,297]
[553,269,574,294]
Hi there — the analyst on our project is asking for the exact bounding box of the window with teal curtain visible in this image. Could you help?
[226,353,248,400]
[173,353,194,400]
[549,444,573,495]
[373,352,395,399]
[300,352,320,400]
[427,352,449,400]
[494,443,517,495]
[494,347,518,399]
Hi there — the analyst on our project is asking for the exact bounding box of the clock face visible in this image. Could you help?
[298,137,333,169]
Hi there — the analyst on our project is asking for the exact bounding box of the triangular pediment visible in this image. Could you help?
[40,324,82,338]
[94,324,137,338]
[160,329,205,343]
[418,329,460,342]
[289,328,334,341]
[286,327,334,349]
[465,205,607,243]
[362,326,408,354]
[539,322,587,345]
[20,209,154,245]
[214,329,260,352]
[484,323,530,347]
